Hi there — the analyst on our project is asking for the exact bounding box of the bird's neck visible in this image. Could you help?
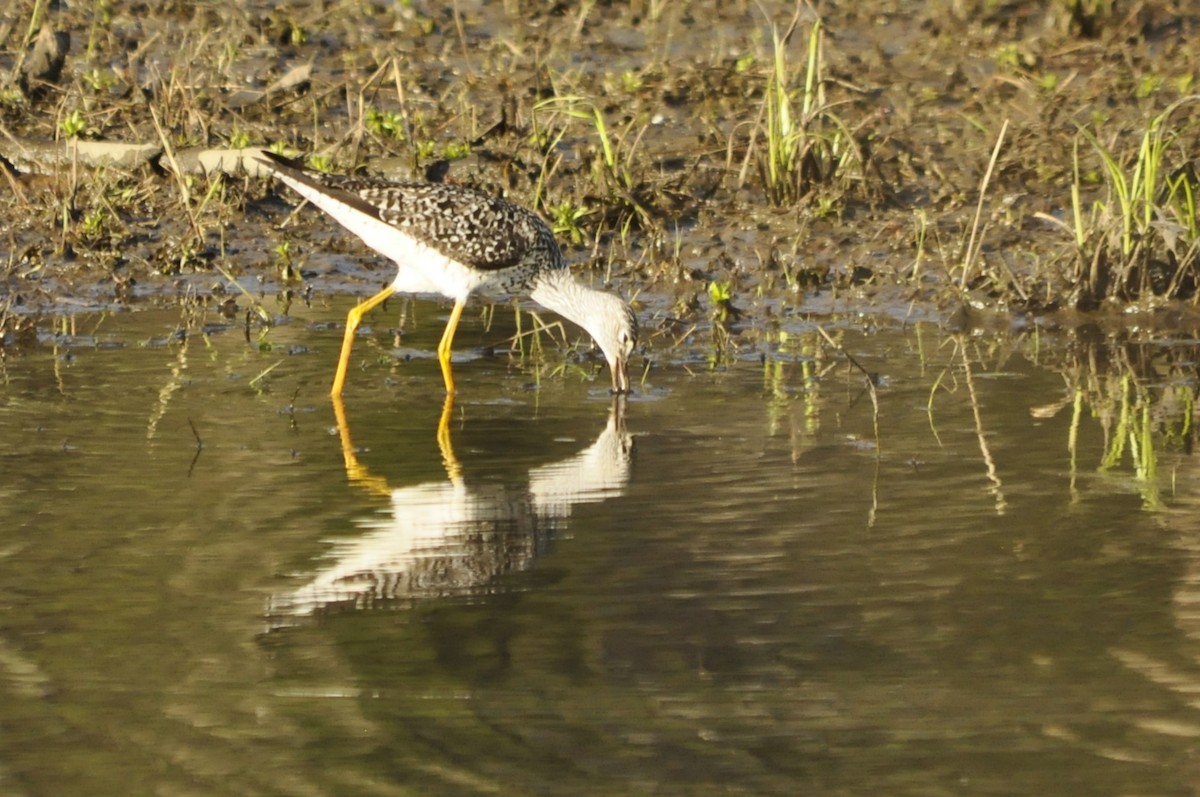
[529,268,609,334]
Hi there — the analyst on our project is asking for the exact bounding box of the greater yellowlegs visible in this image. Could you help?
[254,150,637,396]
[269,397,631,620]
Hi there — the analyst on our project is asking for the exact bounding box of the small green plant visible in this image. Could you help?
[415,140,437,160]
[993,43,1025,71]
[92,0,113,27]
[307,154,334,173]
[79,208,107,239]
[229,127,252,149]
[287,22,308,46]
[549,200,593,244]
[527,125,554,152]
[82,67,115,92]
[813,195,838,219]
[365,107,406,141]
[441,141,470,160]
[706,283,737,369]
[1135,75,1162,99]
[274,240,302,283]
[60,109,87,138]
[708,281,732,302]
[0,87,24,108]
[708,281,737,324]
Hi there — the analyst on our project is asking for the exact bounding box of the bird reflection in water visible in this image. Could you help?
[268,396,632,622]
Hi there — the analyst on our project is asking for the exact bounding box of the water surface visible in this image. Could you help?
[2,302,1199,795]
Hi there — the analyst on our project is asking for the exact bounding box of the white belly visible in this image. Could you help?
[388,246,491,299]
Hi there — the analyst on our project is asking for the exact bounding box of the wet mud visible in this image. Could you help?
[2,1,1199,354]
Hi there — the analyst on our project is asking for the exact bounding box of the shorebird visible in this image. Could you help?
[268,397,631,622]
[253,150,637,397]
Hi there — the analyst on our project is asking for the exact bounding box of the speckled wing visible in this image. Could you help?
[371,181,549,272]
[257,151,546,272]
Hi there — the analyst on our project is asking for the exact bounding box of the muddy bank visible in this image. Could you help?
[2,0,1200,350]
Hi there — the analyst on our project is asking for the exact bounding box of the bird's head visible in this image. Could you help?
[590,295,637,394]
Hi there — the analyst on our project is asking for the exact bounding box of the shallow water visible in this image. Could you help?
[2,301,1200,795]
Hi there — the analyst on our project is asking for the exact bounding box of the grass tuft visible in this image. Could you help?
[1069,96,1200,306]
[746,8,868,208]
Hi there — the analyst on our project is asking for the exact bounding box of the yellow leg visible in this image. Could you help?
[330,394,390,496]
[436,300,466,395]
[335,388,460,492]
[436,393,462,483]
[331,287,395,397]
